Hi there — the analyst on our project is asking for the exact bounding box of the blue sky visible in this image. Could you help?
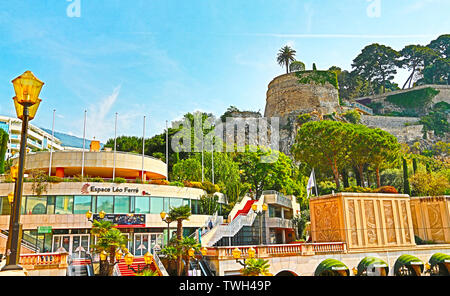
[0,0,449,142]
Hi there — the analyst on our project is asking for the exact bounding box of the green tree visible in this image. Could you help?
[235,147,294,199]
[90,220,128,276]
[199,194,219,215]
[428,34,450,59]
[241,259,271,276]
[352,43,400,94]
[167,205,192,276]
[277,45,297,74]
[399,45,438,89]
[179,236,201,276]
[172,158,202,182]
[292,121,350,188]
[290,60,306,72]
[402,157,411,196]
[0,129,9,174]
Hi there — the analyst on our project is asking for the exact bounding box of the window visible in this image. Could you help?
[169,198,183,209]
[47,196,55,214]
[96,196,113,213]
[150,197,164,214]
[135,197,150,214]
[164,197,170,212]
[191,200,200,215]
[74,196,92,214]
[55,196,74,214]
[26,196,47,215]
[114,196,130,213]
[0,197,11,215]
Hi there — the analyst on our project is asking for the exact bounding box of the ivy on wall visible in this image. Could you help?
[386,87,440,109]
[295,70,339,90]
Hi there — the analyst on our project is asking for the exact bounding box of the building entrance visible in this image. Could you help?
[132,233,163,256]
[52,234,90,258]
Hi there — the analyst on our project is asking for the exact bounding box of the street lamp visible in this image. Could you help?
[188,247,208,276]
[85,210,106,223]
[252,203,268,245]
[232,247,256,268]
[2,71,44,272]
[125,251,154,274]
[160,211,172,247]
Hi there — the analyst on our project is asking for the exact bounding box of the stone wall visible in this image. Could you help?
[360,115,424,143]
[264,73,340,119]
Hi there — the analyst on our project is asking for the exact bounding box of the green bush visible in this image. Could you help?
[386,87,439,109]
[318,181,337,195]
[202,181,219,194]
[169,181,185,187]
[91,177,105,183]
[342,109,361,124]
[113,178,127,184]
[296,70,339,90]
[343,186,372,193]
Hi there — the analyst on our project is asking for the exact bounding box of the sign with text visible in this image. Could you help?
[92,214,146,228]
[37,226,52,234]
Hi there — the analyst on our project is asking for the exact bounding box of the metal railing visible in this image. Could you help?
[0,230,40,253]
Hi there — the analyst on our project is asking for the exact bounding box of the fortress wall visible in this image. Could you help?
[264,73,340,118]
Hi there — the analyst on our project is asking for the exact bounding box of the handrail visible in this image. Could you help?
[153,251,169,276]
[19,252,69,267]
[0,230,40,253]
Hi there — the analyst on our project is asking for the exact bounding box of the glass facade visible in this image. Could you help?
[0,195,221,216]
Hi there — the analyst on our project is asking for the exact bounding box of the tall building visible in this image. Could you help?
[0,115,64,158]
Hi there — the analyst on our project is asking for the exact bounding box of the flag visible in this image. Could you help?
[307,169,316,197]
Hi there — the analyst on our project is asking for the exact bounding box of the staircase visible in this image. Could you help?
[0,230,40,253]
[115,255,166,276]
[66,255,94,276]
[201,196,264,247]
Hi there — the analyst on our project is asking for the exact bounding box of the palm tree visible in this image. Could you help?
[180,236,201,276]
[168,205,192,276]
[277,46,297,74]
[241,259,271,276]
[90,221,129,276]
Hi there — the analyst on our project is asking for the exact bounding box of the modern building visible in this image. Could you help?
[0,148,227,259]
[0,115,64,158]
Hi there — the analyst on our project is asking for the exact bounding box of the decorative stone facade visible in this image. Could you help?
[410,196,450,244]
[310,193,416,250]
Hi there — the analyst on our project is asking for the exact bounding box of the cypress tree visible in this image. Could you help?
[412,158,418,175]
[402,157,411,195]
[0,130,8,174]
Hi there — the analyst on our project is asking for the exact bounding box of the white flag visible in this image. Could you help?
[307,169,316,197]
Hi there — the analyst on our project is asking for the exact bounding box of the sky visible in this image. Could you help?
[0,0,449,142]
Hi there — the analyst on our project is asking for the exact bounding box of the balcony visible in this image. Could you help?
[263,190,292,208]
[267,217,293,229]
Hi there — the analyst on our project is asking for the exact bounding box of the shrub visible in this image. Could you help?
[342,109,361,124]
[202,181,218,194]
[343,186,372,193]
[409,171,450,197]
[372,186,398,194]
[91,177,105,183]
[48,176,64,183]
[113,178,127,184]
[190,182,204,190]
[183,180,193,187]
[318,181,337,195]
[169,181,185,187]
[149,179,170,186]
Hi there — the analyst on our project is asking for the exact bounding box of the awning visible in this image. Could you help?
[314,259,349,276]
[429,253,450,275]
[356,256,389,276]
[394,255,424,276]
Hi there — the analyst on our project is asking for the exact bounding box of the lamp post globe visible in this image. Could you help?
[2,71,44,272]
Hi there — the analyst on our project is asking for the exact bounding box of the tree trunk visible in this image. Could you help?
[184,256,190,276]
[286,61,289,74]
[354,166,361,187]
[177,220,183,276]
[376,167,381,188]
[358,165,365,187]
[342,168,350,188]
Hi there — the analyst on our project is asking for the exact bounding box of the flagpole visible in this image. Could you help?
[211,135,214,185]
[142,116,146,183]
[166,120,169,181]
[313,168,319,197]
[48,109,55,177]
[81,110,87,179]
[201,133,204,183]
[113,112,118,181]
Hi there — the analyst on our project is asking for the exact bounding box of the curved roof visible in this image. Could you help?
[15,151,167,180]
[314,259,349,276]
[357,256,389,276]
[394,255,424,275]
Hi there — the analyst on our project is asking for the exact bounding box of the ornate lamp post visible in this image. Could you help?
[232,247,256,268]
[85,210,106,222]
[160,211,172,248]
[2,71,44,272]
[188,247,208,276]
[251,203,268,245]
[124,251,154,274]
